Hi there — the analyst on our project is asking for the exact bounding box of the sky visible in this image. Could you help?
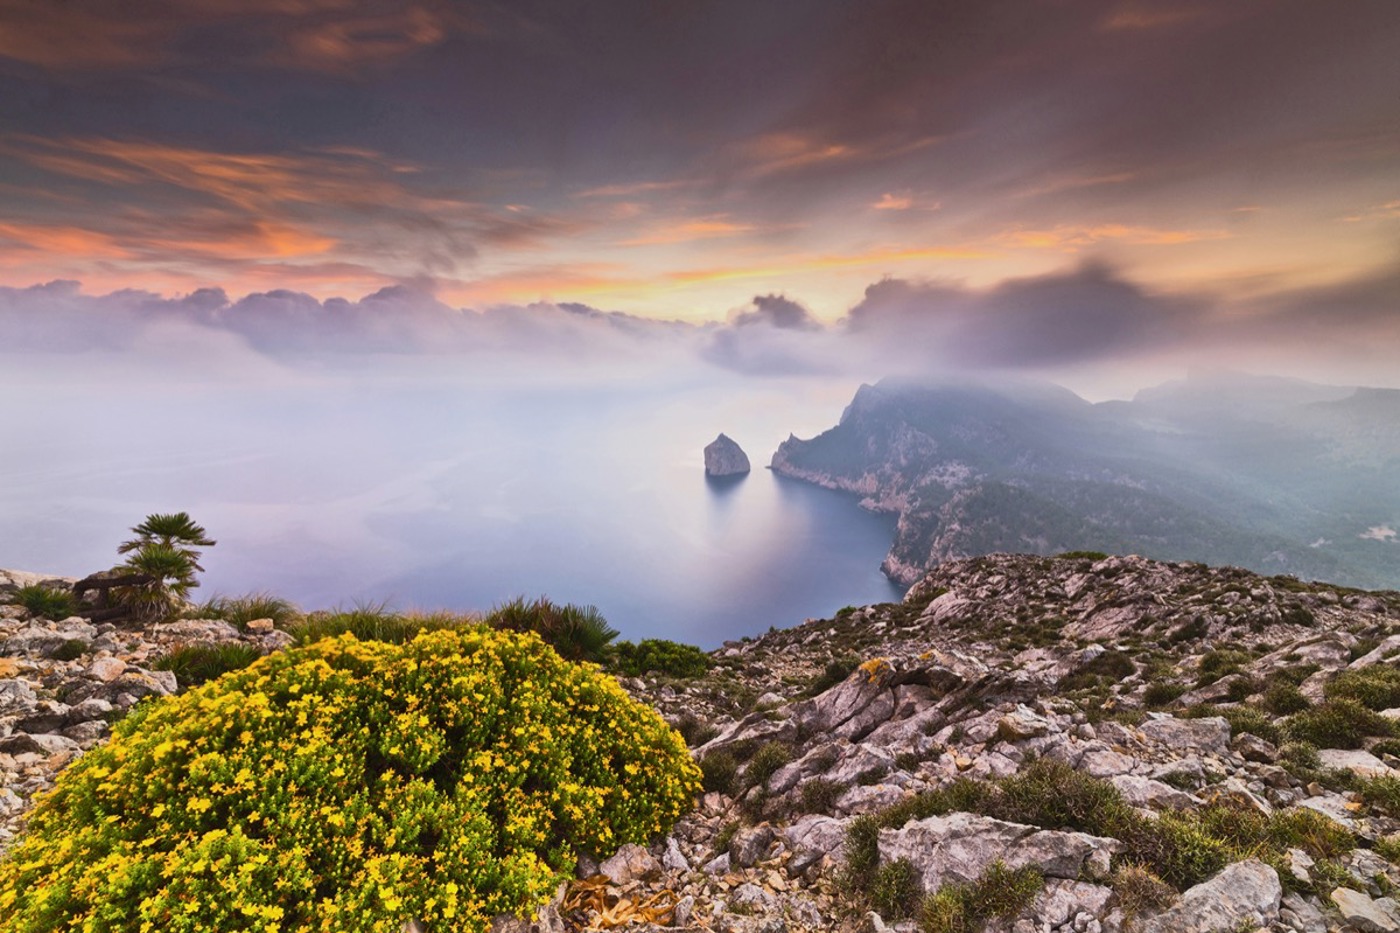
[1,0,1398,392]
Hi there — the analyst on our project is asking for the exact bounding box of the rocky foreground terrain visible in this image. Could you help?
[7,555,1400,932]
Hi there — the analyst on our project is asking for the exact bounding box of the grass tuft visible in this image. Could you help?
[151,642,264,688]
[1285,699,1395,749]
[699,751,739,797]
[1111,863,1176,919]
[919,861,1042,933]
[1328,666,1400,712]
[288,602,472,646]
[13,584,76,620]
[870,859,922,920]
[198,592,300,630]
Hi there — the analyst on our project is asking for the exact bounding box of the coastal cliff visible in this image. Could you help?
[771,376,1400,591]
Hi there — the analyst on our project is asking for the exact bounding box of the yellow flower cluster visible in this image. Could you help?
[858,656,890,682]
[0,627,701,933]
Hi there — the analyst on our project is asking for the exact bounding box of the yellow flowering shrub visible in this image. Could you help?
[0,627,701,933]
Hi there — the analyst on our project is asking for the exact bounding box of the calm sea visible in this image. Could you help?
[1,373,902,647]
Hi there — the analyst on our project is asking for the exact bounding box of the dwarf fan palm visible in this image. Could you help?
[119,542,201,622]
[118,511,216,571]
[111,512,216,623]
[487,596,619,663]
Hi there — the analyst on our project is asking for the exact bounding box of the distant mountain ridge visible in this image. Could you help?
[770,373,1400,590]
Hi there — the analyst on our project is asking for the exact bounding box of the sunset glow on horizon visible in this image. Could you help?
[0,0,1395,331]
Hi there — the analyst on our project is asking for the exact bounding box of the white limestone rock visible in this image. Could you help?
[877,812,1117,893]
[1141,859,1282,933]
[1331,887,1400,933]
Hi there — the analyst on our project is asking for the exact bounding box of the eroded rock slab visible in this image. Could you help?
[1141,860,1281,933]
[877,812,1117,892]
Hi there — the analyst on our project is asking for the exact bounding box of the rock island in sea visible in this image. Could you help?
[704,433,751,476]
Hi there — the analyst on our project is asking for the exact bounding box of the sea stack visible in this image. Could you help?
[704,433,751,476]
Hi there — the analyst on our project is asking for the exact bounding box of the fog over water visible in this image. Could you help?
[0,357,901,647]
[5,268,1393,646]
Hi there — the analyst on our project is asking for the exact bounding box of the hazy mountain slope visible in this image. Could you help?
[771,374,1400,589]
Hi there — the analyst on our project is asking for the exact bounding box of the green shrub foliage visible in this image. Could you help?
[0,627,700,933]
[919,861,1043,933]
[199,593,301,630]
[699,751,739,796]
[608,639,711,678]
[288,603,468,646]
[14,583,76,620]
[1327,666,1400,711]
[487,597,619,663]
[1286,698,1396,748]
[844,758,1355,896]
[114,512,217,621]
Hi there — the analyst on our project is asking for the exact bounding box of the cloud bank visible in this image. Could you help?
[3,260,1396,393]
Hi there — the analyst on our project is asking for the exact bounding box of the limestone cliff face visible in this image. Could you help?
[703,433,751,476]
[769,384,953,514]
[619,553,1400,933]
[769,376,1400,591]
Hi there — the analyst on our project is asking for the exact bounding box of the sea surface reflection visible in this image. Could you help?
[0,376,903,647]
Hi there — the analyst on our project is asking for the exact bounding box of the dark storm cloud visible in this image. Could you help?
[720,0,1400,210]
[732,295,821,331]
[1256,263,1400,336]
[697,260,1395,380]
[699,294,830,375]
[11,1,1391,194]
[844,263,1199,368]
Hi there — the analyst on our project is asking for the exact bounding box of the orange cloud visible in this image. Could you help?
[0,0,459,72]
[996,223,1230,250]
[4,135,586,274]
[622,217,759,246]
[272,6,453,74]
[574,179,694,199]
[141,221,338,261]
[439,264,646,307]
[1017,172,1138,199]
[872,193,914,211]
[738,133,856,176]
[1100,6,1202,31]
[726,131,943,179]
[9,137,415,213]
[1341,200,1400,223]
[0,221,134,260]
[667,244,991,286]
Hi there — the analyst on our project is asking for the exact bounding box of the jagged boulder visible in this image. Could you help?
[877,812,1117,891]
[1331,887,1400,932]
[1012,880,1116,932]
[1141,860,1282,933]
[1,619,96,658]
[599,843,660,884]
[704,434,750,476]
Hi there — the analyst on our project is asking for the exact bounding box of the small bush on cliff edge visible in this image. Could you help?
[0,627,701,933]
[608,638,711,679]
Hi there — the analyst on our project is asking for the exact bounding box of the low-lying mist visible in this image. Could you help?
[4,264,1395,643]
[0,340,903,646]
